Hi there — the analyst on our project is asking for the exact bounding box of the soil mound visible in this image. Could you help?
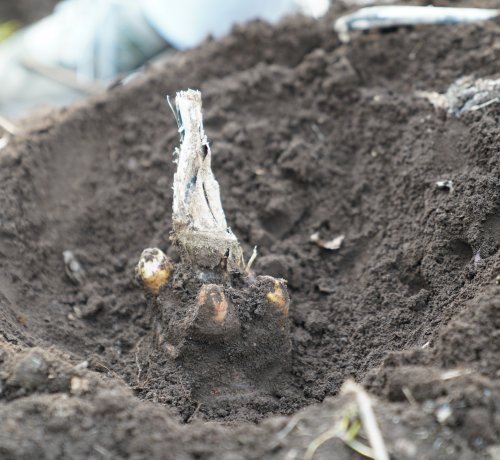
[0,6,498,459]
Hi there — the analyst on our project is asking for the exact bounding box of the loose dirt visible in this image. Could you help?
[0,0,59,25]
[0,3,498,459]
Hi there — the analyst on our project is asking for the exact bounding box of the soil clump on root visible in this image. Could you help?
[0,4,499,459]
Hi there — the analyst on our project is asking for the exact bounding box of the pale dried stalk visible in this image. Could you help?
[171,89,243,272]
[342,381,390,460]
[0,115,19,136]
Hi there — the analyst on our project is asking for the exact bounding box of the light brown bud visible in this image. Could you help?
[136,248,173,295]
[265,278,290,316]
[196,284,228,322]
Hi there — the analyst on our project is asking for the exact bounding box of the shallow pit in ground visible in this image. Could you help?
[0,6,499,459]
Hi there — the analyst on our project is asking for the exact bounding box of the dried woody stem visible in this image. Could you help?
[171,89,244,272]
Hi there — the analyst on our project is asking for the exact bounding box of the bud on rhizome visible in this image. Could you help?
[135,90,292,407]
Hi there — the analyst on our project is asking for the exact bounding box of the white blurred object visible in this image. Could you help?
[145,0,296,49]
[144,0,329,49]
[0,0,329,118]
[335,5,499,42]
[23,0,167,82]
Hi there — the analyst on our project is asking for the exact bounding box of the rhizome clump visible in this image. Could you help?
[134,90,293,414]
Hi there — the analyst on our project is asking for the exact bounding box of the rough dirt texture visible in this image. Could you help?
[0,0,59,25]
[0,2,499,459]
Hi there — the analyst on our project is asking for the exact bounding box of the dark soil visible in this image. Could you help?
[0,0,59,25]
[0,3,499,459]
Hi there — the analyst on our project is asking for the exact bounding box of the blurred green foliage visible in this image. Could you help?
[0,20,20,42]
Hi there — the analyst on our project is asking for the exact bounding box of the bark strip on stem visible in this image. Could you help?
[171,89,243,272]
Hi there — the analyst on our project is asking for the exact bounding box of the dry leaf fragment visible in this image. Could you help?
[436,180,453,191]
[310,232,345,250]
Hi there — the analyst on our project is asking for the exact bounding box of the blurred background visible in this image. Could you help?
[0,0,329,121]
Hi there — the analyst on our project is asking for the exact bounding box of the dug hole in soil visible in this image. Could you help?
[0,4,499,460]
